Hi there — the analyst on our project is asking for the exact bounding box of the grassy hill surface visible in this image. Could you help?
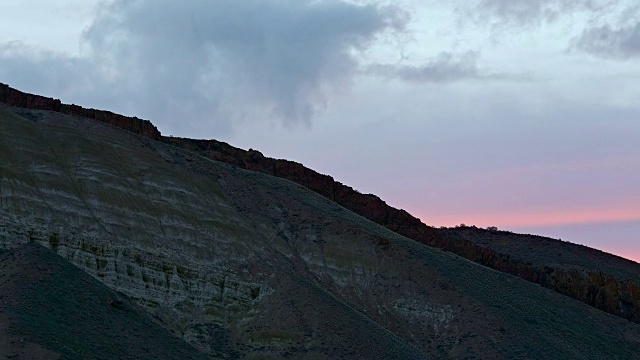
[1,101,640,358]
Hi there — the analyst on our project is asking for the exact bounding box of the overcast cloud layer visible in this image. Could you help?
[0,0,638,261]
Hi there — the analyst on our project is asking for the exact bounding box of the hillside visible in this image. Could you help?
[437,226,640,321]
[1,98,640,358]
[162,136,640,324]
[0,243,210,359]
[2,82,638,325]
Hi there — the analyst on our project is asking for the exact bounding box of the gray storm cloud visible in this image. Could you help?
[0,0,408,135]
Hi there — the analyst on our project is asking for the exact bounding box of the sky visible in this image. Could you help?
[0,0,638,262]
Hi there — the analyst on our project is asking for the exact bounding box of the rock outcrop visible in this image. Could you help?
[0,82,161,140]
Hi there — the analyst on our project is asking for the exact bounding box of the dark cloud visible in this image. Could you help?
[367,51,481,82]
[367,51,524,83]
[468,0,616,26]
[0,0,407,135]
[574,23,640,59]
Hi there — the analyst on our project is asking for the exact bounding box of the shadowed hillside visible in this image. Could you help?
[0,243,210,359]
[436,226,640,322]
[1,99,640,358]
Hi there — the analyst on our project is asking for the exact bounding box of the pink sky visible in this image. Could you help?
[413,209,640,263]
[419,209,640,229]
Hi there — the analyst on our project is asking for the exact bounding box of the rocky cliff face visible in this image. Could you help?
[1,83,639,327]
[0,83,161,140]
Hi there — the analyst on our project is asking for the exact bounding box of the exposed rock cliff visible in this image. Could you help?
[0,83,161,140]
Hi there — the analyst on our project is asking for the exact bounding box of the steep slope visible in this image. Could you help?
[159,138,640,324]
[0,243,210,359]
[3,82,639,325]
[1,103,640,358]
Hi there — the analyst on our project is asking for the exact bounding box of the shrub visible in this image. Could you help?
[49,233,60,251]
[251,287,260,300]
